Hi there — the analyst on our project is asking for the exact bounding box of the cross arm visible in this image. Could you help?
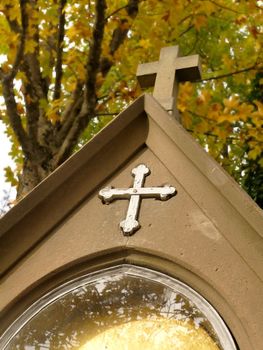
[99,185,177,203]
[136,61,159,88]
[176,55,201,81]
[136,51,202,90]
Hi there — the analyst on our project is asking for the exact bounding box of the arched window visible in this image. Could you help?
[1,265,236,349]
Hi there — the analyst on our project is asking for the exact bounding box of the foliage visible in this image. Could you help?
[0,0,262,206]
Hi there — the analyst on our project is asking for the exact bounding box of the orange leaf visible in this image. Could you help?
[193,15,207,31]
[17,103,24,114]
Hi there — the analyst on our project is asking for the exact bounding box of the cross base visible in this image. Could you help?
[136,46,201,117]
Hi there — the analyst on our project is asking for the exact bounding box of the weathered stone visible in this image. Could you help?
[137,46,201,118]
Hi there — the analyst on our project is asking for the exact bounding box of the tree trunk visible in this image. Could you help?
[16,159,53,198]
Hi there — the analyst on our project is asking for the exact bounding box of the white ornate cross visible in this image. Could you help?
[99,164,177,236]
[136,46,201,119]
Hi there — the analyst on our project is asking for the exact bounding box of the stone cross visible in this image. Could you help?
[136,46,201,119]
[99,164,176,236]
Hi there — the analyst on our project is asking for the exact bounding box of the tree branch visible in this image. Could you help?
[57,83,83,143]
[53,0,107,165]
[21,70,41,143]
[7,0,28,81]
[84,0,107,115]
[0,1,27,79]
[179,25,194,37]
[105,5,127,21]
[95,112,119,116]
[208,0,241,14]
[22,1,52,148]
[53,0,67,100]
[1,77,31,159]
[3,4,21,34]
[106,0,140,20]
[186,127,263,145]
[24,53,45,101]
[100,0,140,77]
[179,14,193,25]
[55,0,141,161]
[22,0,46,100]
[199,65,258,82]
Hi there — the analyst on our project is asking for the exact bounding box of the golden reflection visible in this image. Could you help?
[80,318,220,350]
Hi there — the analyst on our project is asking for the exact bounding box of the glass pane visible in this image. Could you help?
[1,265,236,350]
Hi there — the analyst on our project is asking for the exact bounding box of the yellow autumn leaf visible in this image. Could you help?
[177,101,187,112]
[39,98,48,112]
[17,71,29,84]
[177,82,194,112]
[237,103,253,121]
[247,128,259,139]
[66,26,79,40]
[235,14,247,25]
[1,62,10,73]
[52,99,63,108]
[252,116,263,128]
[229,114,240,123]
[0,0,12,7]
[217,115,231,123]
[25,39,38,54]
[181,111,193,130]
[223,96,240,111]
[217,112,239,124]
[214,127,228,140]
[139,39,151,49]
[222,54,234,70]
[251,101,263,127]
[7,5,20,22]
[47,111,60,124]
[254,100,263,115]
[195,120,209,134]
[8,44,17,64]
[181,82,194,95]
[196,90,211,105]
[76,63,86,81]
[207,103,222,120]
[65,52,77,65]
[257,132,263,143]
[199,1,216,15]
[248,146,262,160]
[4,166,18,187]
[208,111,219,121]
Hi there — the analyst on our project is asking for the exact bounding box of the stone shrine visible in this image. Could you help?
[0,46,262,350]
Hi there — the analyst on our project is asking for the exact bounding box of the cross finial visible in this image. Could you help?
[99,164,177,236]
[136,46,201,120]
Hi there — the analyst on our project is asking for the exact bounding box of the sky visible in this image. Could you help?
[0,121,15,201]
[0,53,16,203]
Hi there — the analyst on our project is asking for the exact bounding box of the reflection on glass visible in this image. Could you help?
[2,265,235,350]
[80,319,219,350]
